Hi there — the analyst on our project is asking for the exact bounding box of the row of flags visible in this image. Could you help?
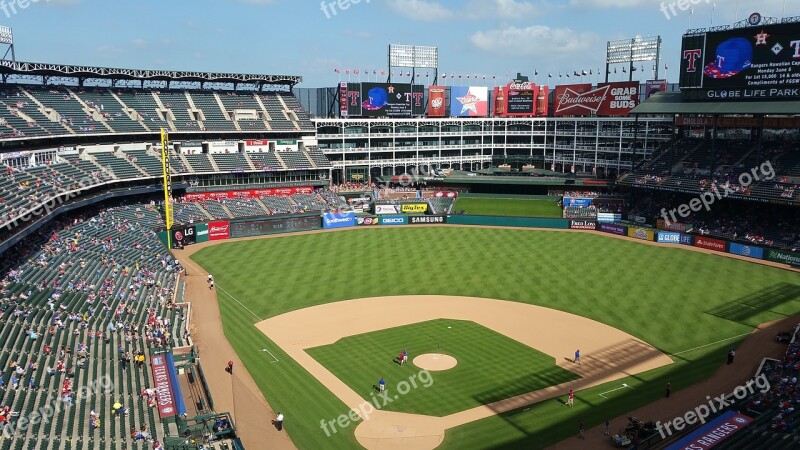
[333,64,670,79]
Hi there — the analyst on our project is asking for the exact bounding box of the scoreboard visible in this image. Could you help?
[680,22,800,101]
[339,82,426,117]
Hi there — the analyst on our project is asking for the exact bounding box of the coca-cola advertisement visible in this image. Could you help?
[427,86,447,118]
[493,81,549,117]
[208,221,230,241]
[553,81,639,117]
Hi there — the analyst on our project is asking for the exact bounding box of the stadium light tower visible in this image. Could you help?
[160,128,174,249]
[0,26,15,62]
[388,44,438,84]
[606,36,661,82]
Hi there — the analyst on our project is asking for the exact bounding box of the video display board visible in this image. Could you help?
[339,82,426,117]
[680,22,800,100]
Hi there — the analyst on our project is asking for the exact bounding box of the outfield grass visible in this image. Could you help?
[191,227,800,449]
[453,197,562,217]
[307,319,579,416]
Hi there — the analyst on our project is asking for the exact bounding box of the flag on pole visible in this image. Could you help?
[334,68,341,74]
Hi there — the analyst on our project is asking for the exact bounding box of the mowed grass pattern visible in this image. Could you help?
[307,319,579,416]
[191,227,800,449]
[453,197,562,217]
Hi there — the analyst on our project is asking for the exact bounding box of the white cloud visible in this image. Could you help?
[569,0,645,7]
[466,0,544,19]
[470,25,598,59]
[386,0,452,21]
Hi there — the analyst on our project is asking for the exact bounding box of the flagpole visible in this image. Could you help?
[711,3,715,26]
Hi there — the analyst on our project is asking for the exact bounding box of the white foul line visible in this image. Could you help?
[669,332,751,357]
[598,383,631,399]
[216,284,263,322]
[261,349,279,363]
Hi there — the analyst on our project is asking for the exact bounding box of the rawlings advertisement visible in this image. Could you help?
[553,81,639,117]
[427,86,447,118]
[183,187,314,202]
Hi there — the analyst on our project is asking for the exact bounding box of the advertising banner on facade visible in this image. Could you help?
[553,81,639,117]
[409,215,447,224]
[195,223,209,243]
[375,205,400,215]
[656,219,694,233]
[656,231,694,245]
[627,227,655,241]
[569,220,597,230]
[150,354,177,419]
[183,187,314,202]
[172,226,196,248]
[450,86,489,117]
[379,215,408,226]
[766,249,800,266]
[356,216,379,226]
[427,86,447,118]
[400,203,428,213]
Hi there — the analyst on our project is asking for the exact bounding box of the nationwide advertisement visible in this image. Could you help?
[694,236,726,251]
[766,249,800,266]
[553,81,639,117]
[400,203,428,213]
[375,205,400,215]
[323,211,356,229]
[150,355,177,419]
[208,221,230,241]
[599,223,627,236]
[427,86,447,118]
[450,86,489,117]
[409,215,447,224]
[656,219,694,233]
[356,216,379,226]
[728,242,765,259]
[379,215,408,226]
[656,231,694,245]
[569,220,597,230]
[680,22,800,100]
[183,187,314,202]
[245,140,269,147]
[627,227,655,241]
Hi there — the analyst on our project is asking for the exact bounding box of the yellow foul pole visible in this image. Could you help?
[160,128,174,249]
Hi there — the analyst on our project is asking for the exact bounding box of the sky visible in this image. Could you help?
[1,0,796,88]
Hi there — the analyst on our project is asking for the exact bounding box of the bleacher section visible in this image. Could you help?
[278,151,312,170]
[212,153,250,172]
[0,203,187,450]
[219,199,268,218]
[247,152,283,171]
[184,154,215,173]
[158,92,198,132]
[26,87,108,134]
[91,153,143,179]
[188,93,231,132]
[259,95,295,131]
[74,90,147,134]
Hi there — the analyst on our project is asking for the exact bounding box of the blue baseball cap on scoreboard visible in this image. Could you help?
[703,37,753,79]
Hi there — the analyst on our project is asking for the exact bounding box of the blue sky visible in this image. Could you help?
[2,0,795,87]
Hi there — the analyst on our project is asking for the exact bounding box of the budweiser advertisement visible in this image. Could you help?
[208,221,230,241]
[553,81,639,117]
[183,187,314,202]
[427,86,447,118]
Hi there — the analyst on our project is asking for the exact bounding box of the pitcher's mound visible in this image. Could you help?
[413,353,457,371]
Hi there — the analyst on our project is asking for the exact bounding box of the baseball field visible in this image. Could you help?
[188,225,800,449]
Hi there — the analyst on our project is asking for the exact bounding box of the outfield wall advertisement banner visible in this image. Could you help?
[375,205,400,215]
[208,221,230,241]
[627,227,655,241]
[766,249,800,266]
[657,231,694,245]
[379,216,408,226]
[231,215,320,238]
[356,216,379,226]
[323,212,356,229]
[728,242,765,260]
[172,226,196,249]
[409,215,446,224]
[195,223,209,243]
[598,223,627,236]
[694,236,726,251]
[569,220,596,230]
[150,355,177,419]
[400,203,428,213]
[184,187,314,202]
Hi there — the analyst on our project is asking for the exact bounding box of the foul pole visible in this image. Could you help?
[160,128,174,249]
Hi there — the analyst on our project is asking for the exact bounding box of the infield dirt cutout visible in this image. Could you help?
[413,353,457,371]
[257,295,673,450]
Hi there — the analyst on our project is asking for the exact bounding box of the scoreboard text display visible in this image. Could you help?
[680,23,800,100]
[340,82,425,117]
